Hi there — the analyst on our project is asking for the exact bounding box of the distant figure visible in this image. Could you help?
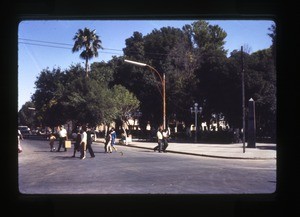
[186,126,191,138]
[18,129,23,153]
[80,126,87,160]
[153,125,163,153]
[162,129,170,153]
[120,127,128,145]
[86,127,95,158]
[110,127,117,151]
[49,133,56,152]
[57,125,68,152]
[71,130,81,158]
[104,131,112,153]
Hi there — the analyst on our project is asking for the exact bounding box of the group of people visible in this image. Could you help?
[48,125,95,160]
[49,125,121,159]
[154,125,170,153]
[71,125,95,160]
[19,123,170,156]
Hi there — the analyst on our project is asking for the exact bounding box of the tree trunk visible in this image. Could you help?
[85,57,89,78]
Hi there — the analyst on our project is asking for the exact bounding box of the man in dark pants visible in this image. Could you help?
[162,129,169,152]
[57,125,68,152]
[154,125,163,153]
[86,127,95,158]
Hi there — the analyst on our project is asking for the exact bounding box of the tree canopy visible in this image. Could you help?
[72,27,103,77]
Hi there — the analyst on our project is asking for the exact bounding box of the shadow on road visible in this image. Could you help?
[257,146,276,150]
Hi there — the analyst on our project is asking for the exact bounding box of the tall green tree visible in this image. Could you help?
[31,67,69,128]
[18,101,38,128]
[64,77,111,126]
[123,31,145,61]
[163,27,200,124]
[182,20,228,127]
[246,48,276,139]
[268,24,276,62]
[111,85,140,126]
[72,27,103,78]
[143,26,184,71]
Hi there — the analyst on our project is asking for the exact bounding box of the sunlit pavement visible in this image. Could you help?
[95,138,276,160]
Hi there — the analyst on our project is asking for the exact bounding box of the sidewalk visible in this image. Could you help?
[95,138,276,160]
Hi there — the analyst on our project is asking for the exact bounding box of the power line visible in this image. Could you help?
[19,38,124,53]
[19,38,73,46]
[18,38,173,58]
[19,41,71,50]
[19,41,124,56]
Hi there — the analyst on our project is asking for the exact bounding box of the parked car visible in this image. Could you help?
[18,126,32,138]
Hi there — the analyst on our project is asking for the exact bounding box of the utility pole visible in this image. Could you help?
[241,46,246,153]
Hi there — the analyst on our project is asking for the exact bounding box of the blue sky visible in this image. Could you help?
[18,19,275,111]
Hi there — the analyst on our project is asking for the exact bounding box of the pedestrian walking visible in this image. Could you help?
[56,125,68,152]
[80,126,87,159]
[110,127,117,152]
[104,131,112,153]
[153,125,163,152]
[71,130,81,158]
[49,133,56,152]
[86,127,95,158]
[18,129,23,153]
[162,128,170,152]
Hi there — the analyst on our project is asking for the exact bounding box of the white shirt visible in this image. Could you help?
[59,128,67,138]
[81,131,87,144]
[157,131,163,140]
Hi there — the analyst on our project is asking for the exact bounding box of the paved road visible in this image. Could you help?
[18,139,276,194]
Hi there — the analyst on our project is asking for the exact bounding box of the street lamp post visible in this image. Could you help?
[124,59,166,130]
[190,103,202,142]
[241,46,246,153]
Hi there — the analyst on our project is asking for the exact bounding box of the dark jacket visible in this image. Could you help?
[87,131,93,145]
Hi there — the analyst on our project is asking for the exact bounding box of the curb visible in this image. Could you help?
[124,144,275,160]
[93,140,275,160]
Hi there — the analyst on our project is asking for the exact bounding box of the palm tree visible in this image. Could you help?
[72,27,103,78]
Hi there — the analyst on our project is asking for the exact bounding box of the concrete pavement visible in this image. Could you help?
[95,138,276,160]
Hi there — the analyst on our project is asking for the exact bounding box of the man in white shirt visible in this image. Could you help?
[80,126,87,160]
[57,125,68,152]
[154,125,163,152]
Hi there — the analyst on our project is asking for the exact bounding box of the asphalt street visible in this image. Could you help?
[18,139,276,195]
